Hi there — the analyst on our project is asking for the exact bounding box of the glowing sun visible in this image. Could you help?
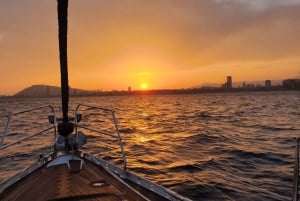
[140,83,148,90]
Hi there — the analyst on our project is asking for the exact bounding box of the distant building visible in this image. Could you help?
[246,84,255,88]
[226,76,232,89]
[265,80,271,88]
[128,86,131,92]
[283,79,300,89]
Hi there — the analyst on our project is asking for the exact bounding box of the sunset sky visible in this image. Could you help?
[0,0,299,95]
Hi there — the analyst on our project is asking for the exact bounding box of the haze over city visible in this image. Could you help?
[0,0,300,95]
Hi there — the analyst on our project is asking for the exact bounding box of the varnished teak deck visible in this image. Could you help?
[1,159,166,201]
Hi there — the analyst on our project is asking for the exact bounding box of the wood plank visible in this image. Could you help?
[0,158,157,201]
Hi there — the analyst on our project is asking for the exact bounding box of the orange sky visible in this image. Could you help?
[0,0,300,95]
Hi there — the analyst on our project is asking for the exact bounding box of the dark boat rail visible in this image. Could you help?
[0,104,120,178]
[73,103,127,170]
[0,105,57,150]
[0,105,58,187]
[0,104,127,170]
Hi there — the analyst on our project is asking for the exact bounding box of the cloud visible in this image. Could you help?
[1,1,299,64]
[214,0,300,11]
[207,4,300,61]
[0,32,3,42]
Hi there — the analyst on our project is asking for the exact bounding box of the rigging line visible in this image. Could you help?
[189,162,290,201]
[57,0,69,123]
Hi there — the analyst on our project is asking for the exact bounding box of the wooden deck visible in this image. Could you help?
[0,158,167,201]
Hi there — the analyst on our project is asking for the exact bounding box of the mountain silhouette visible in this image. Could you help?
[14,85,97,97]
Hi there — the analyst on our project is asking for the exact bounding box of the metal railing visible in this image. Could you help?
[0,104,127,170]
[0,105,57,150]
[293,137,300,201]
[74,104,127,170]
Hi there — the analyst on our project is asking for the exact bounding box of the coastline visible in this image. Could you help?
[1,86,299,99]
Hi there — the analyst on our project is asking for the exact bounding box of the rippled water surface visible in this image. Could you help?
[1,91,300,200]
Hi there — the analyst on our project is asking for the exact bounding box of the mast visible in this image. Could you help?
[57,0,73,137]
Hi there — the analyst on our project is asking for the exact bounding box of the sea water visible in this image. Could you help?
[0,91,300,201]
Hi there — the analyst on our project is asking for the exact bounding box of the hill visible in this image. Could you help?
[14,85,98,97]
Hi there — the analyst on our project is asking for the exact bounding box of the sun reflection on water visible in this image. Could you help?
[137,135,151,143]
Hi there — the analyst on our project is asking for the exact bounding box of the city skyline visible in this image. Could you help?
[5,75,299,96]
[0,0,300,95]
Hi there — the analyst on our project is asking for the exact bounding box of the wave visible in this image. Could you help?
[128,167,162,175]
[227,149,291,166]
[118,127,136,134]
[258,125,299,131]
[168,159,214,173]
[196,112,232,120]
[186,133,228,144]
[236,123,299,131]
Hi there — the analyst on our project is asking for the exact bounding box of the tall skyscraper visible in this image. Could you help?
[227,76,232,89]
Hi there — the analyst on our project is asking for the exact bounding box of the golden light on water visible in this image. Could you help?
[137,136,151,143]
